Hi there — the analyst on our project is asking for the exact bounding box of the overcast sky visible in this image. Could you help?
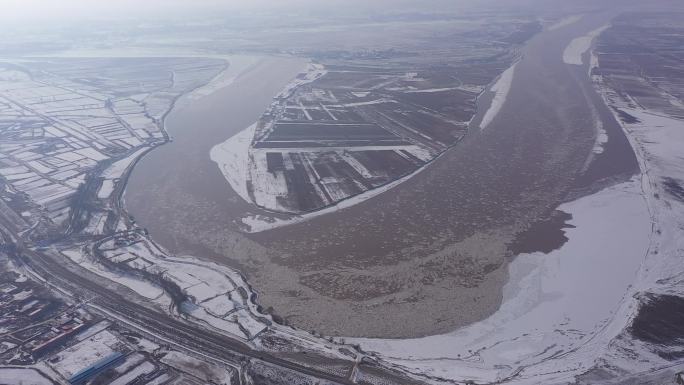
[1,0,488,24]
[3,0,238,20]
[5,0,661,27]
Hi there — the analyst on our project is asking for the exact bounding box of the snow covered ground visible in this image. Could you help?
[479,62,518,130]
[0,368,55,385]
[108,361,156,385]
[562,26,608,66]
[0,57,228,228]
[97,179,115,199]
[187,55,263,101]
[564,56,684,382]
[210,59,439,221]
[276,62,327,99]
[348,31,684,385]
[95,235,270,341]
[102,148,148,180]
[239,150,446,233]
[49,330,122,379]
[61,248,168,303]
[594,95,684,301]
[352,177,651,384]
[161,351,233,384]
[210,123,256,203]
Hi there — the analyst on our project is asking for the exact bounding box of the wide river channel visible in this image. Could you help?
[125,11,637,338]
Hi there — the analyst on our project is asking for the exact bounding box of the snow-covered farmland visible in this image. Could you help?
[240,149,449,233]
[211,57,480,216]
[212,123,437,216]
[0,59,223,224]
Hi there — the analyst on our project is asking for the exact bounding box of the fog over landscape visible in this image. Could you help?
[0,1,683,384]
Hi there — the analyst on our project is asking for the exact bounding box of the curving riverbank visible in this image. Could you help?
[125,10,632,339]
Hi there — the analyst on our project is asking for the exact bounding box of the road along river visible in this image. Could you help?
[126,11,638,338]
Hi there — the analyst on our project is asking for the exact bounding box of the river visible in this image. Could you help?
[125,11,637,338]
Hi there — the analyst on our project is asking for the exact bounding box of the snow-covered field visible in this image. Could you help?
[479,62,517,130]
[562,26,608,66]
[95,236,269,341]
[108,361,155,385]
[352,177,651,384]
[97,179,116,199]
[594,94,684,302]
[0,368,55,385]
[102,148,148,180]
[210,123,256,203]
[61,248,169,303]
[210,59,439,221]
[276,62,327,99]
[239,149,446,233]
[161,351,233,384]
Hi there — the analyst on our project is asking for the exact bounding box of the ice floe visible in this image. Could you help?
[563,26,609,66]
[351,178,651,384]
[480,62,518,130]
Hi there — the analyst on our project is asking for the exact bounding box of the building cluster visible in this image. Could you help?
[0,270,236,384]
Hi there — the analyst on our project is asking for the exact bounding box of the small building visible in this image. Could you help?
[0,283,17,294]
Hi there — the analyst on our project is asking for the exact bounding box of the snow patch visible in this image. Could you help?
[209,123,256,204]
[0,368,54,385]
[97,179,115,199]
[563,25,609,66]
[480,62,518,130]
[61,249,167,302]
[50,330,121,379]
[351,178,651,384]
[241,150,444,233]
[188,55,264,101]
[593,124,609,154]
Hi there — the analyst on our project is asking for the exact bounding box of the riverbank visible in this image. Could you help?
[125,11,628,339]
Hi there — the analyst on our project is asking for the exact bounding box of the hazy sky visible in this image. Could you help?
[4,0,673,25]
[3,0,235,21]
[1,0,334,24]
[1,0,484,24]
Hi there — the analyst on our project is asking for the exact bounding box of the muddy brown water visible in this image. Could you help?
[126,11,639,338]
